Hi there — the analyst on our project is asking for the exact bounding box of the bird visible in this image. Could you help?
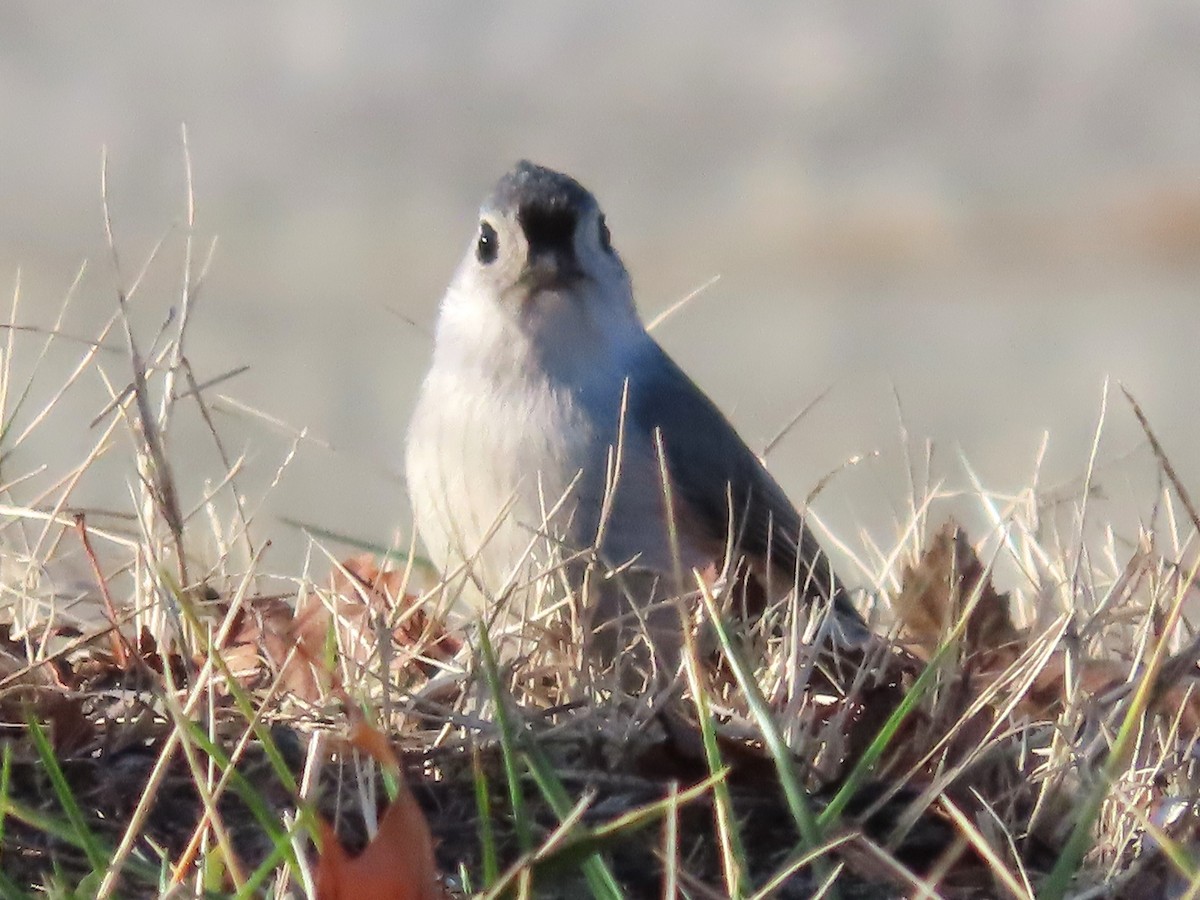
[405,161,868,666]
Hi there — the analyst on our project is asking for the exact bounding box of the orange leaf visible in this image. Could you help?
[345,707,400,773]
[315,785,445,900]
[330,554,463,663]
[206,555,463,703]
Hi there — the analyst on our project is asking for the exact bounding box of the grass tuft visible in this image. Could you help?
[0,167,1196,899]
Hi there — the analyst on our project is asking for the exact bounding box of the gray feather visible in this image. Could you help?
[623,339,863,626]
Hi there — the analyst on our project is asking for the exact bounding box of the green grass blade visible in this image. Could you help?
[236,822,304,900]
[749,834,856,900]
[477,622,621,899]
[476,621,533,853]
[0,741,11,850]
[529,768,728,874]
[1041,583,1198,896]
[697,580,823,846]
[0,793,166,890]
[472,743,500,885]
[817,640,949,828]
[519,743,622,899]
[1041,551,1200,900]
[188,625,302,795]
[680,626,749,897]
[25,715,107,874]
[280,516,428,568]
[179,719,294,851]
[0,868,27,900]
[816,552,1010,834]
[0,748,25,900]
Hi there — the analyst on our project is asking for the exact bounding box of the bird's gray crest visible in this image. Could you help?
[485,162,599,252]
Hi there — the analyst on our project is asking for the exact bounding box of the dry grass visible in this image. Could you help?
[0,163,1197,899]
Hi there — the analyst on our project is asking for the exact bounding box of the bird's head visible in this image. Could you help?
[438,162,644,376]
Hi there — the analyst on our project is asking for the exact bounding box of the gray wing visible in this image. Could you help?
[625,339,853,616]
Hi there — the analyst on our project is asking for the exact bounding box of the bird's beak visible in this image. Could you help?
[521,251,586,292]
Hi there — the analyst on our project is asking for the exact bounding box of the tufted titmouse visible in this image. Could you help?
[405,161,868,655]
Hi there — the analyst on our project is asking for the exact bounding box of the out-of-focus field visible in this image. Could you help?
[1,4,1197,582]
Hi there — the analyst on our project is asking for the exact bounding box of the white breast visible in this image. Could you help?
[405,283,715,615]
[405,348,597,603]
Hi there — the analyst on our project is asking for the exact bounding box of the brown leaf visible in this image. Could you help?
[315,711,445,900]
[286,554,462,697]
[329,554,463,663]
[208,555,461,702]
[44,694,93,757]
[0,624,75,689]
[206,597,324,699]
[315,795,445,900]
[1024,651,1200,730]
[893,521,1022,667]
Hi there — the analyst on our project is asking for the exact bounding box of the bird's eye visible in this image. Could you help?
[598,215,613,254]
[476,221,498,264]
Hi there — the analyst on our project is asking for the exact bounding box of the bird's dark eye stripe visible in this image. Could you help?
[599,215,613,254]
[477,221,498,264]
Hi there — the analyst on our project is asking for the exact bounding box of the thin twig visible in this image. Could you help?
[72,513,132,668]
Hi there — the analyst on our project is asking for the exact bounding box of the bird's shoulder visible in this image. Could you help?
[620,339,804,540]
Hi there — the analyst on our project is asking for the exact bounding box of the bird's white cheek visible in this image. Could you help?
[433,286,526,372]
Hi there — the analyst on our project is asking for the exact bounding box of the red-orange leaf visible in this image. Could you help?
[314,787,445,900]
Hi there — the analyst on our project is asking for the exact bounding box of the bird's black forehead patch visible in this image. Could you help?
[485,162,601,256]
[486,161,597,218]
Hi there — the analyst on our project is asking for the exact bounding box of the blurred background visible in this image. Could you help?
[0,3,1197,598]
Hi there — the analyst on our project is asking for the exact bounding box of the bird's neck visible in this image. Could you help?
[433,287,648,396]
